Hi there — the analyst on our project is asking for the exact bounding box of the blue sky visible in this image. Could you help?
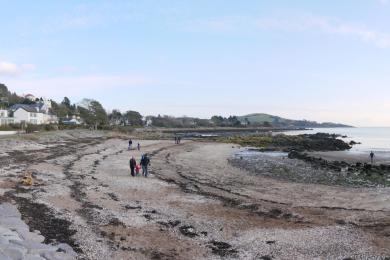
[1,0,390,126]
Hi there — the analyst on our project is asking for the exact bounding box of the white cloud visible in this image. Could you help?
[283,15,390,48]
[188,14,390,48]
[0,61,36,77]
[0,62,21,76]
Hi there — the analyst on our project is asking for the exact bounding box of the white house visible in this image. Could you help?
[10,104,58,125]
[0,109,14,126]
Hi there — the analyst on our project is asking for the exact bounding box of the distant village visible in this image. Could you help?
[0,84,348,130]
[0,93,80,126]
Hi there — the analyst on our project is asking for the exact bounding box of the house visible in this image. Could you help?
[62,115,82,125]
[145,118,153,127]
[0,109,14,126]
[62,118,82,125]
[9,103,58,125]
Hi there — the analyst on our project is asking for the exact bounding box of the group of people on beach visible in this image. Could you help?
[174,136,182,144]
[128,139,141,151]
[129,154,150,177]
[128,139,150,177]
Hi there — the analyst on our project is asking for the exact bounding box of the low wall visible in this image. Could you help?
[0,131,19,136]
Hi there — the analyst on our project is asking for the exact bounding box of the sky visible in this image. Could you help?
[1,0,390,126]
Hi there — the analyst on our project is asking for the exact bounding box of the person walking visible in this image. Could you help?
[137,143,141,151]
[128,139,133,150]
[370,151,375,164]
[129,156,136,177]
[140,153,151,177]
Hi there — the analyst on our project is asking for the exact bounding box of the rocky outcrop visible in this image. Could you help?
[288,151,390,186]
[227,133,353,152]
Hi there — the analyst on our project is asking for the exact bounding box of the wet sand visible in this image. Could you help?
[0,130,389,259]
[308,150,390,164]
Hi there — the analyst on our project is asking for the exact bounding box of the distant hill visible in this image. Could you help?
[237,113,352,128]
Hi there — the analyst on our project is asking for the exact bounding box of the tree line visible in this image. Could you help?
[1,83,275,129]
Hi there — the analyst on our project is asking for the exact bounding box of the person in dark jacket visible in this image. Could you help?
[128,139,133,150]
[129,156,136,177]
[140,154,151,177]
[370,151,375,164]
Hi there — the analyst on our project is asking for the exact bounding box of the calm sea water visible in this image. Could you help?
[284,127,390,152]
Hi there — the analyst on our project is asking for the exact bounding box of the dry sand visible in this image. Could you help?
[0,130,389,259]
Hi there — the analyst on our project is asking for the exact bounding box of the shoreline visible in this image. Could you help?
[308,150,390,164]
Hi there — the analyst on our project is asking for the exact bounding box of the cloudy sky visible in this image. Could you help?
[1,0,390,126]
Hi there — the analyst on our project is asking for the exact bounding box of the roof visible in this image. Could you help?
[10,104,40,113]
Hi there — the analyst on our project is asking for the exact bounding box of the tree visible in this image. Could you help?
[124,110,143,126]
[61,97,71,108]
[108,109,123,125]
[78,100,108,129]
[0,84,8,97]
[211,116,225,126]
[0,84,25,106]
[21,98,36,105]
[51,100,69,118]
[227,116,241,127]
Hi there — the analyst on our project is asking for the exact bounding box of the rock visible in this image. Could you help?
[17,230,45,243]
[179,225,198,238]
[2,247,25,260]
[0,236,10,245]
[0,203,22,218]
[0,250,13,260]
[363,164,372,170]
[9,240,57,255]
[56,243,77,258]
[0,217,30,233]
[0,243,28,255]
[41,251,75,260]
[23,255,45,260]
[0,228,22,242]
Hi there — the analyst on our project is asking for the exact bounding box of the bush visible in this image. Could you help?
[25,124,39,133]
[44,124,58,131]
[99,125,135,133]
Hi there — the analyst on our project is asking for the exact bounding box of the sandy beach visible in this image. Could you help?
[0,130,389,259]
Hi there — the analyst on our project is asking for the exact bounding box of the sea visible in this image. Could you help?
[284,127,390,153]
